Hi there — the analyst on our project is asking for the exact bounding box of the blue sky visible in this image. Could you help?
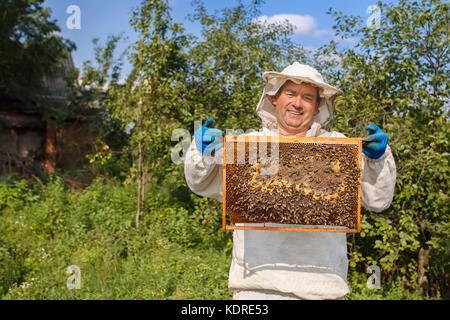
[43,0,386,74]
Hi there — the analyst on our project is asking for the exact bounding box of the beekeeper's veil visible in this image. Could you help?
[256,62,343,129]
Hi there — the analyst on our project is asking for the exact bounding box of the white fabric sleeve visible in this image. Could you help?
[360,145,396,212]
[184,138,223,202]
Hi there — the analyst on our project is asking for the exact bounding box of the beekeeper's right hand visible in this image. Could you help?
[194,118,223,156]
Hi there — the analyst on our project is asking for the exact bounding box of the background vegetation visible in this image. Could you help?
[0,0,448,299]
[0,0,76,119]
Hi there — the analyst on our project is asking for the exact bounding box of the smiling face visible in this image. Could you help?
[271,80,320,136]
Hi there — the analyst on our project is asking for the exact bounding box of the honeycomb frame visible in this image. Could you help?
[222,135,363,232]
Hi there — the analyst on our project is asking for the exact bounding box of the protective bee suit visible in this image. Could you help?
[184,63,396,300]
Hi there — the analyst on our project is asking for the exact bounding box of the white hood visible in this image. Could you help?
[256,62,342,129]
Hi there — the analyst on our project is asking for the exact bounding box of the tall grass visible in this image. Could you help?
[0,175,434,299]
[0,176,231,299]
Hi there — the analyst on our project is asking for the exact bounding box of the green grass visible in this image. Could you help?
[0,175,436,300]
[0,176,232,300]
[4,239,232,300]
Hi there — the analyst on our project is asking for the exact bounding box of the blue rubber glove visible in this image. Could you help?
[194,118,223,156]
[363,124,388,159]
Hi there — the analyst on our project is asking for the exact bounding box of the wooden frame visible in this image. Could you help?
[222,135,363,233]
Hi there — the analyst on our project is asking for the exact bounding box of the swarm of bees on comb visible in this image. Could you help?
[225,139,361,228]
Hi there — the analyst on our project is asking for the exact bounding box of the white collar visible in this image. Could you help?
[263,122,323,137]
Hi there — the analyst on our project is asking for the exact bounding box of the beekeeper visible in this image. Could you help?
[184,62,396,300]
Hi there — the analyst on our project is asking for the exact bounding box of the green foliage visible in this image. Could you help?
[105,0,190,181]
[347,271,433,300]
[63,35,131,180]
[184,0,306,131]
[319,0,449,297]
[0,0,75,104]
[0,176,232,299]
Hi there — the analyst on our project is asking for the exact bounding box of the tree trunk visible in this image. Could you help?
[135,41,145,229]
[136,131,143,229]
[418,247,431,296]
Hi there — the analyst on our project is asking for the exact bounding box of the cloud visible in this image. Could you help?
[302,46,342,65]
[316,52,342,64]
[333,35,355,44]
[311,29,333,37]
[303,45,317,54]
[254,14,331,37]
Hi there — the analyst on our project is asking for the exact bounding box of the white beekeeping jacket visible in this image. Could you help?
[184,70,396,299]
[184,122,396,299]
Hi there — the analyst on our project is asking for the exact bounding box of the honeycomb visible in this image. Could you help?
[224,138,361,228]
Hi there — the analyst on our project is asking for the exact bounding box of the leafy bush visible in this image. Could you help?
[0,175,232,299]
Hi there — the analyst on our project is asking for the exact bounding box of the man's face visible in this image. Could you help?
[271,81,320,136]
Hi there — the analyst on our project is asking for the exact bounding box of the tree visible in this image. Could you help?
[0,0,75,104]
[184,0,306,131]
[105,0,189,228]
[318,0,449,297]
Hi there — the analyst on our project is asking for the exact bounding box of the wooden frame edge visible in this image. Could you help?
[226,135,363,145]
[357,138,363,233]
[225,225,358,233]
[222,135,227,230]
[222,135,364,233]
